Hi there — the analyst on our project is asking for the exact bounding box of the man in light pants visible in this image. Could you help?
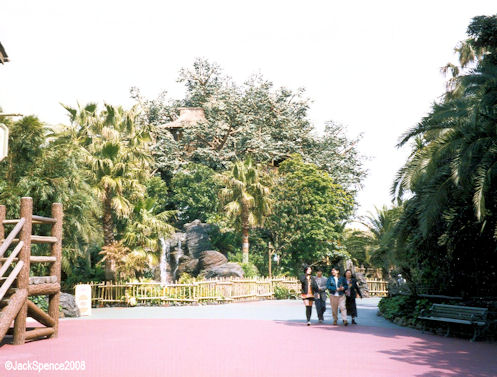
[326,267,348,326]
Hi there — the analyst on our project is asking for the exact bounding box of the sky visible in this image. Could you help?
[1,0,496,222]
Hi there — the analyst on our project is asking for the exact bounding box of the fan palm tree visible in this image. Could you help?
[394,63,497,234]
[63,103,152,279]
[219,158,272,263]
[122,197,175,268]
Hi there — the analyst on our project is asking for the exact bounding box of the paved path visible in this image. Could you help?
[83,297,394,326]
[1,299,495,377]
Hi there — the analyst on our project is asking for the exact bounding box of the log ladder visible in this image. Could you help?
[0,197,62,345]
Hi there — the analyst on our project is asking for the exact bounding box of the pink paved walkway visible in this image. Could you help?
[1,319,496,377]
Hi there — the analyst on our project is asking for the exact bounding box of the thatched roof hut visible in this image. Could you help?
[163,107,206,129]
[161,107,206,141]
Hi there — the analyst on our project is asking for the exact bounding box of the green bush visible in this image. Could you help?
[241,262,259,278]
[274,285,291,300]
[29,295,48,313]
[378,295,414,320]
[378,295,431,323]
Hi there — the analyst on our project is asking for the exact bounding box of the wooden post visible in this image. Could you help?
[0,204,5,241]
[13,197,32,345]
[48,203,63,337]
[0,205,5,270]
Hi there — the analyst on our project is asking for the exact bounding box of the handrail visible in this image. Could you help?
[0,241,23,278]
[32,215,56,224]
[0,218,25,258]
[3,215,56,225]
[0,260,24,302]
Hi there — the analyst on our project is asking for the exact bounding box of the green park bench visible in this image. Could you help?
[418,303,489,341]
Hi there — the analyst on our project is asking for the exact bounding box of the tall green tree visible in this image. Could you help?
[132,58,365,194]
[218,158,272,263]
[63,103,152,280]
[169,163,221,225]
[392,15,497,295]
[266,155,354,273]
[0,115,99,276]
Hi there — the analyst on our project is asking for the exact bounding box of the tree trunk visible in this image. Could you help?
[103,193,116,281]
[268,249,272,279]
[242,221,249,263]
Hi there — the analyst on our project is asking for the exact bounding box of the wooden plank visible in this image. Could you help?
[0,241,23,278]
[0,288,28,341]
[0,205,5,244]
[432,304,488,311]
[27,300,56,327]
[418,316,486,326]
[29,276,57,285]
[0,218,25,258]
[28,283,60,296]
[2,219,20,224]
[25,327,55,340]
[418,294,463,300]
[30,256,57,263]
[14,198,32,345]
[31,236,58,244]
[32,215,57,224]
[47,204,62,335]
[0,261,24,302]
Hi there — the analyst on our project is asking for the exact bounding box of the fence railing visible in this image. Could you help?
[89,276,388,306]
[366,278,388,297]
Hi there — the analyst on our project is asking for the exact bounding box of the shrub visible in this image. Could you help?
[378,295,415,320]
[29,295,48,313]
[274,285,292,300]
[241,262,259,278]
[378,295,431,323]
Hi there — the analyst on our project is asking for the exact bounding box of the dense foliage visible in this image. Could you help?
[1,59,365,286]
[389,15,497,296]
[266,156,354,273]
[133,58,365,195]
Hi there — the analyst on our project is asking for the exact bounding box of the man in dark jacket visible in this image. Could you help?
[326,267,348,326]
[314,268,328,323]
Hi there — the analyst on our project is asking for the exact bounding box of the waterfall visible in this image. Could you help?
[159,238,170,285]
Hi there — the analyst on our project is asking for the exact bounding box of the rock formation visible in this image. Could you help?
[158,220,244,282]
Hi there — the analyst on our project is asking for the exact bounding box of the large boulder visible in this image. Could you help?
[60,292,80,317]
[176,255,200,276]
[184,220,213,258]
[199,250,227,270]
[204,263,244,278]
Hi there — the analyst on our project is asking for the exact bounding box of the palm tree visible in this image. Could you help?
[219,158,271,263]
[64,103,152,280]
[122,197,175,268]
[394,63,497,233]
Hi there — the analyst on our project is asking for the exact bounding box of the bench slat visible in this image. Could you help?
[418,316,486,326]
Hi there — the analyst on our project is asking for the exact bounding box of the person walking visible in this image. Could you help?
[299,265,319,326]
[314,268,328,323]
[326,266,348,326]
[344,269,363,325]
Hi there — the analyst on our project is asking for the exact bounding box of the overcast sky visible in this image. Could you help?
[1,0,496,221]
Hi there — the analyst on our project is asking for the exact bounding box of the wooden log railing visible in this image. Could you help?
[0,198,63,345]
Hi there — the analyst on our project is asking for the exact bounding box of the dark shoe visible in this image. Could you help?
[344,320,348,326]
[352,319,357,325]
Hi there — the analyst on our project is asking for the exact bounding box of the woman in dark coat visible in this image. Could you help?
[299,266,319,326]
[344,269,363,324]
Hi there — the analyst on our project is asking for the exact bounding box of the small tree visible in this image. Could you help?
[219,158,271,263]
